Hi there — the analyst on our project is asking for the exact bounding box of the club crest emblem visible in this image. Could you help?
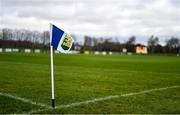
[61,34,73,50]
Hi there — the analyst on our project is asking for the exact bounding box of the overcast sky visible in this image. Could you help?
[0,0,180,44]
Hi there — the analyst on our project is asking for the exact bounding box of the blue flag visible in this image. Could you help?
[50,24,74,53]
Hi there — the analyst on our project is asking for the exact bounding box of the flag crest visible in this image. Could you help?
[61,34,74,50]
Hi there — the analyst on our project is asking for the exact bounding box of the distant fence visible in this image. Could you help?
[0,48,80,54]
[0,48,153,55]
[0,48,118,55]
[0,48,43,53]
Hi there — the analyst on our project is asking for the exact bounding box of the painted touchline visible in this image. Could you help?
[0,92,50,109]
[30,85,180,113]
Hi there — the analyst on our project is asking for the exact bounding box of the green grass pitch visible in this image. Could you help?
[0,53,180,114]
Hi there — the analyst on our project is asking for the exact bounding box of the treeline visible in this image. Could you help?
[0,39,48,49]
[0,28,50,50]
[81,36,136,52]
[0,28,180,54]
[81,35,180,54]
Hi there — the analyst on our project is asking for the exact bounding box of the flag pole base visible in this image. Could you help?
[52,99,55,108]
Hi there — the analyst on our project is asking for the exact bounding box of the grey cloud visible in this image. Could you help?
[1,0,180,42]
[2,0,74,7]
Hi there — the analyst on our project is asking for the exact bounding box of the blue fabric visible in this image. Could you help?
[51,25,64,49]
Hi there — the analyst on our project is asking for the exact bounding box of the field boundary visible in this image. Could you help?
[0,92,50,108]
[30,85,180,113]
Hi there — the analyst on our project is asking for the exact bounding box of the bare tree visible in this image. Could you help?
[166,37,180,54]
[42,31,50,46]
[126,36,136,52]
[84,36,93,50]
[126,36,136,45]
[2,28,9,40]
[0,29,3,39]
[147,35,159,54]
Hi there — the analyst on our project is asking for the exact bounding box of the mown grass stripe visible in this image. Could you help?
[0,61,180,76]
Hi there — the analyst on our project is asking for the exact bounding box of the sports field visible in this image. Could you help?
[0,53,180,114]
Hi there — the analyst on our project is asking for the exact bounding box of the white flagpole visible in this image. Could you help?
[50,24,55,108]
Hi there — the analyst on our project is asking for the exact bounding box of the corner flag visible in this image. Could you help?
[49,24,74,108]
[50,24,74,53]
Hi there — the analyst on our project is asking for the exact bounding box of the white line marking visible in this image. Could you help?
[121,85,180,97]
[0,92,50,108]
[30,85,180,113]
